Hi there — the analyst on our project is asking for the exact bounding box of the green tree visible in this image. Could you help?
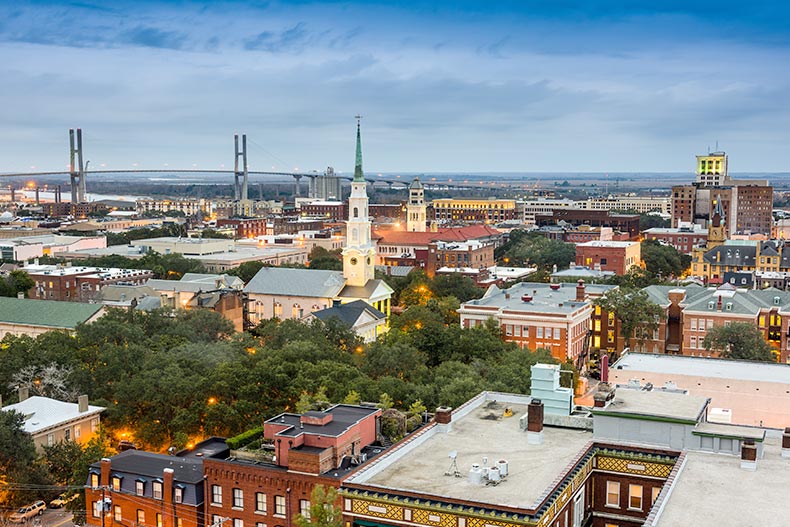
[496,230,575,270]
[227,261,266,283]
[702,322,776,362]
[296,485,343,527]
[639,213,671,230]
[641,239,690,278]
[0,270,35,298]
[431,274,483,303]
[594,288,664,350]
[0,410,49,506]
[308,247,343,271]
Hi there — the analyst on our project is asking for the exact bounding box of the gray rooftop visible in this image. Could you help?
[551,266,616,279]
[655,436,790,527]
[461,281,616,315]
[311,300,385,326]
[244,267,346,298]
[2,396,104,435]
[613,352,790,385]
[595,389,709,423]
[346,394,592,509]
[266,404,380,438]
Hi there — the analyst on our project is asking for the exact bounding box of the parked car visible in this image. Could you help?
[9,501,46,523]
[50,493,79,508]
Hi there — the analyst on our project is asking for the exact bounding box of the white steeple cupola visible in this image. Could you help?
[406,176,427,232]
[342,117,376,287]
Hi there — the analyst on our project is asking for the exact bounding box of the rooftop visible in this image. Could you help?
[576,240,638,248]
[245,267,346,298]
[2,396,104,434]
[89,450,204,484]
[594,389,709,424]
[655,436,790,527]
[0,297,103,328]
[461,281,615,315]
[346,395,592,509]
[613,352,790,385]
[266,404,381,438]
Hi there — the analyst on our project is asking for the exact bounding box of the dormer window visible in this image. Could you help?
[725,303,732,311]
[774,296,781,305]
[112,474,123,492]
[708,301,715,310]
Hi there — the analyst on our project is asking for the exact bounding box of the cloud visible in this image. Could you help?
[118,26,188,50]
[244,23,310,52]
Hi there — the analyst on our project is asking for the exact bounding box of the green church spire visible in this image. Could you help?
[353,115,364,182]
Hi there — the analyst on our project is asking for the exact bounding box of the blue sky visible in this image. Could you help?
[1,1,788,173]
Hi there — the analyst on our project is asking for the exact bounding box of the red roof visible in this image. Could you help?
[374,225,501,245]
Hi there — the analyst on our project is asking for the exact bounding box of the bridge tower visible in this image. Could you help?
[234,134,249,201]
[69,128,87,203]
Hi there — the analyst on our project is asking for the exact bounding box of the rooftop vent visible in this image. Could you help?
[521,294,533,302]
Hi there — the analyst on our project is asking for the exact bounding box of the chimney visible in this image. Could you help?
[782,427,790,459]
[593,382,615,408]
[100,457,112,487]
[600,354,609,384]
[78,394,89,413]
[527,399,544,445]
[18,386,29,402]
[17,292,24,299]
[505,293,510,300]
[717,295,722,311]
[162,468,174,527]
[576,279,586,302]
[435,406,452,425]
[741,440,757,471]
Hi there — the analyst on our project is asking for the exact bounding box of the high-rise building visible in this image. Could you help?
[671,151,772,235]
[406,176,427,232]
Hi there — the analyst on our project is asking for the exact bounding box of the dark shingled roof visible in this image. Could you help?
[90,450,204,484]
[311,300,385,327]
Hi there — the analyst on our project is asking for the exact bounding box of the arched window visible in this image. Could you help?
[353,207,359,218]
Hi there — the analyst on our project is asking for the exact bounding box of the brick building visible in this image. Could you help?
[85,446,220,527]
[640,283,790,362]
[643,225,708,254]
[423,240,494,277]
[458,281,617,364]
[374,225,502,269]
[301,201,346,221]
[217,218,269,239]
[204,405,382,527]
[23,264,153,302]
[575,241,641,276]
[535,210,640,240]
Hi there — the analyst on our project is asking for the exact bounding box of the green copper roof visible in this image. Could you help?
[0,297,103,329]
[353,117,364,182]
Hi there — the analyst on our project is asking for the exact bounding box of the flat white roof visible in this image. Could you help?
[655,437,790,527]
[613,352,790,385]
[346,393,592,509]
[2,396,104,435]
[577,240,638,247]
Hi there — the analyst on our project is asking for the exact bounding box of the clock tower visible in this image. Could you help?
[343,117,377,287]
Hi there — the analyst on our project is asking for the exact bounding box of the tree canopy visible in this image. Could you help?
[702,322,776,362]
[640,239,690,279]
[495,230,576,271]
[594,288,664,349]
[0,270,35,297]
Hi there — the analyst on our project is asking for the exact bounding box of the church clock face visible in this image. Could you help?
[350,257,358,265]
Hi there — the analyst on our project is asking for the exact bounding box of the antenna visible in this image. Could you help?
[715,140,719,152]
[445,451,461,477]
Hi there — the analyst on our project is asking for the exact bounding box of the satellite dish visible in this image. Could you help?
[448,450,457,459]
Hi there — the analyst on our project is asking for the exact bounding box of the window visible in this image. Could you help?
[91,418,99,433]
[174,486,183,504]
[690,336,697,349]
[628,484,643,510]
[233,488,244,509]
[137,510,145,525]
[537,327,543,339]
[136,480,145,496]
[177,519,183,527]
[300,500,311,519]
[690,318,697,331]
[606,481,620,507]
[600,258,607,265]
[554,328,561,340]
[114,506,122,522]
[92,502,101,518]
[153,481,163,500]
[112,475,122,492]
[74,426,81,439]
[157,514,163,527]
[212,485,223,506]
[652,486,661,505]
[607,330,615,344]
[234,520,243,527]
[255,493,267,514]
[64,428,71,441]
[275,495,286,517]
[90,473,99,488]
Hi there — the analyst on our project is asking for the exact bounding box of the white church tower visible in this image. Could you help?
[342,117,376,287]
[406,176,427,232]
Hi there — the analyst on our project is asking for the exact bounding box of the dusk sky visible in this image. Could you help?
[1,1,789,174]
